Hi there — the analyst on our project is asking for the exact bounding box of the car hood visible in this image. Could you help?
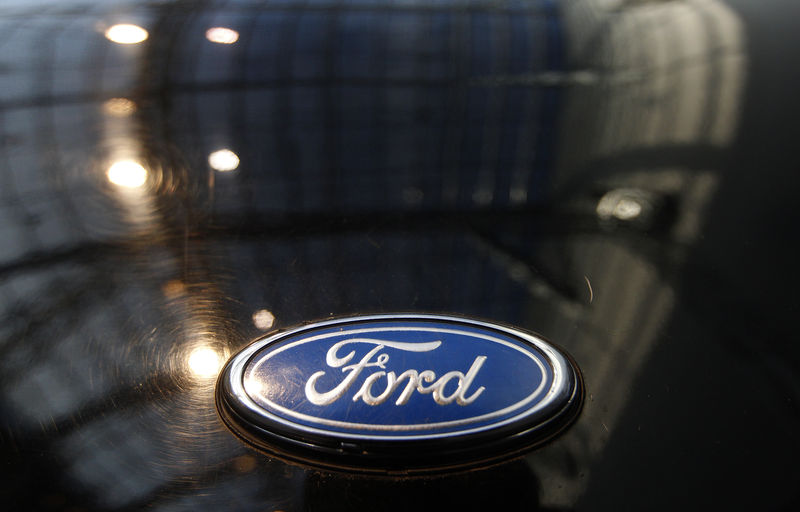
[0,0,798,510]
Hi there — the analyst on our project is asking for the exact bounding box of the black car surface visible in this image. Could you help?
[1,0,798,510]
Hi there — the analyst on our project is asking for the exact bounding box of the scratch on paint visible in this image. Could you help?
[601,422,609,432]
[584,275,594,304]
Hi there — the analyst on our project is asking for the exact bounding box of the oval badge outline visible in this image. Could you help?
[222,315,576,442]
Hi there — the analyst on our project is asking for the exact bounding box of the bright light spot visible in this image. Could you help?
[252,309,275,330]
[245,377,263,396]
[206,27,239,44]
[597,189,646,221]
[188,348,222,378]
[612,198,642,220]
[103,98,136,117]
[105,24,149,45]
[208,149,240,172]
[107,160,147,188]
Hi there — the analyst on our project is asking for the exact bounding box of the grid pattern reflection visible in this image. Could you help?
[146,0,564,218]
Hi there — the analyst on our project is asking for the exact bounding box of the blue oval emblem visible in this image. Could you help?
[217,315,582,473]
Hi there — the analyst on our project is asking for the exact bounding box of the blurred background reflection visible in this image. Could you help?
[1,0,798,511]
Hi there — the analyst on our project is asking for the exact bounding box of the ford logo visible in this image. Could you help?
[217,314,583,473]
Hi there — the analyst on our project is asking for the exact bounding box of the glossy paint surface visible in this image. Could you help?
[0,0,798,510]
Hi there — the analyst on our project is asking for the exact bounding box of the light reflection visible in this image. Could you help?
[206,27,239,44]
[162,280,186,299]
[107,161,147,188]
[596,189,646,221]
[105,24,149,45]
[187,348,222,378]
[103,98,136,117]
[252,309,275,330]
[244,377,263,397]
[611,198,642,220]
[208,149,240,172]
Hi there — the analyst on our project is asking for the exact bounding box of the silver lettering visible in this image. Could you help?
[429,357,487,406]
[456,356,486,405]
[305,344,385,405]
[394,370,421,405]
[432,370,464,405]
[352,371,389,405]
[304,338,486,407]
[416,370,437,395]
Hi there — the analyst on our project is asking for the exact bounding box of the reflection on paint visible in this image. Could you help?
[252,309,275,330]
[208,149,240,172]
[610,198,642,220]
[103,98,136,117]
[206,27,239,44]
[107,161,147,188]
[188,347,222,378]
[596,189,648,222]
[104,24,149,45]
